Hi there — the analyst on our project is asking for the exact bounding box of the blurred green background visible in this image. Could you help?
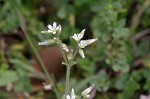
[0,0,150,99]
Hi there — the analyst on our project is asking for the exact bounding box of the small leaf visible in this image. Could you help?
[69,61,76,66]
[38,39,55,46]
[62,61,69,66]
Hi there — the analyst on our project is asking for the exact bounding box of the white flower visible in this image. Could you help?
[66,89,76,99]
[41,22,61,34]
[72,29,85,41]
[81,85,95,98]
[78,39,97,58]
[71,29,97,58]
[43,83,52,90]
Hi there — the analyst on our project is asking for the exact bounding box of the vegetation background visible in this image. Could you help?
[0,0,150,99]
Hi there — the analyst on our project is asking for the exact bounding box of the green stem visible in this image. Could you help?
[21,28,51,82]
[130,0,150,32]
[21,28,60,98]
[57,37,72,95]
[13,4,52,82]
[0,40,8,65]
[65,66,71,95]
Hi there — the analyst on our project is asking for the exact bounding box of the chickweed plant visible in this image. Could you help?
[38,22,97,99]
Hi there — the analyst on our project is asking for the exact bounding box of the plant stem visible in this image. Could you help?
[57,37,72,95]
[57,37,68,64]
[21,27,51,81]
[14,4,51,82]
[0,40,8,66]
[57,38,70,95]
[130,0,150,32]
[13,2,61,97]
[21,28,60,98]
[65,66,71,95]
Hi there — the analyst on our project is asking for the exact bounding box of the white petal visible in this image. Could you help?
[72,33,82,41]
[79,38,97,48]
[47,24,53,30]
[62,43,69,52]
[87,39,97,44]
[53,22,57,29]
[56,25,61,32]
[79,40,87,48]
[52,31,56,34]
[48,30,53,33]
[73,34,77,38]
[86,39,97,45]
[41,31,48,33]
[66,95,71,99]
[82,85,95,95]
[59,25,62,32]
[79,49,85,58]
[80,29,85,38]
[71,89,76,99]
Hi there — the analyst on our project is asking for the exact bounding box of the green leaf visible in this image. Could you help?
[113,64,122,72]
[113,27,130,38]
[0,71,18,86]
[13,76,33,92]
[93,70,110,92]
[9,59,35,73]
[122,78,140,99]
[76,58,95,77]
[118,19,125,28]
[114,74,129,90]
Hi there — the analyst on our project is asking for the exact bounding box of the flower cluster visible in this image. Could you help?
[66,85,95,99]
[72,29,97,58]
[39,22,97,59]
[38,22,68,52]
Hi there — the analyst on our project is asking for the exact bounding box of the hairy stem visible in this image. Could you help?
[57,37,71,95]
[65,66,71,95]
